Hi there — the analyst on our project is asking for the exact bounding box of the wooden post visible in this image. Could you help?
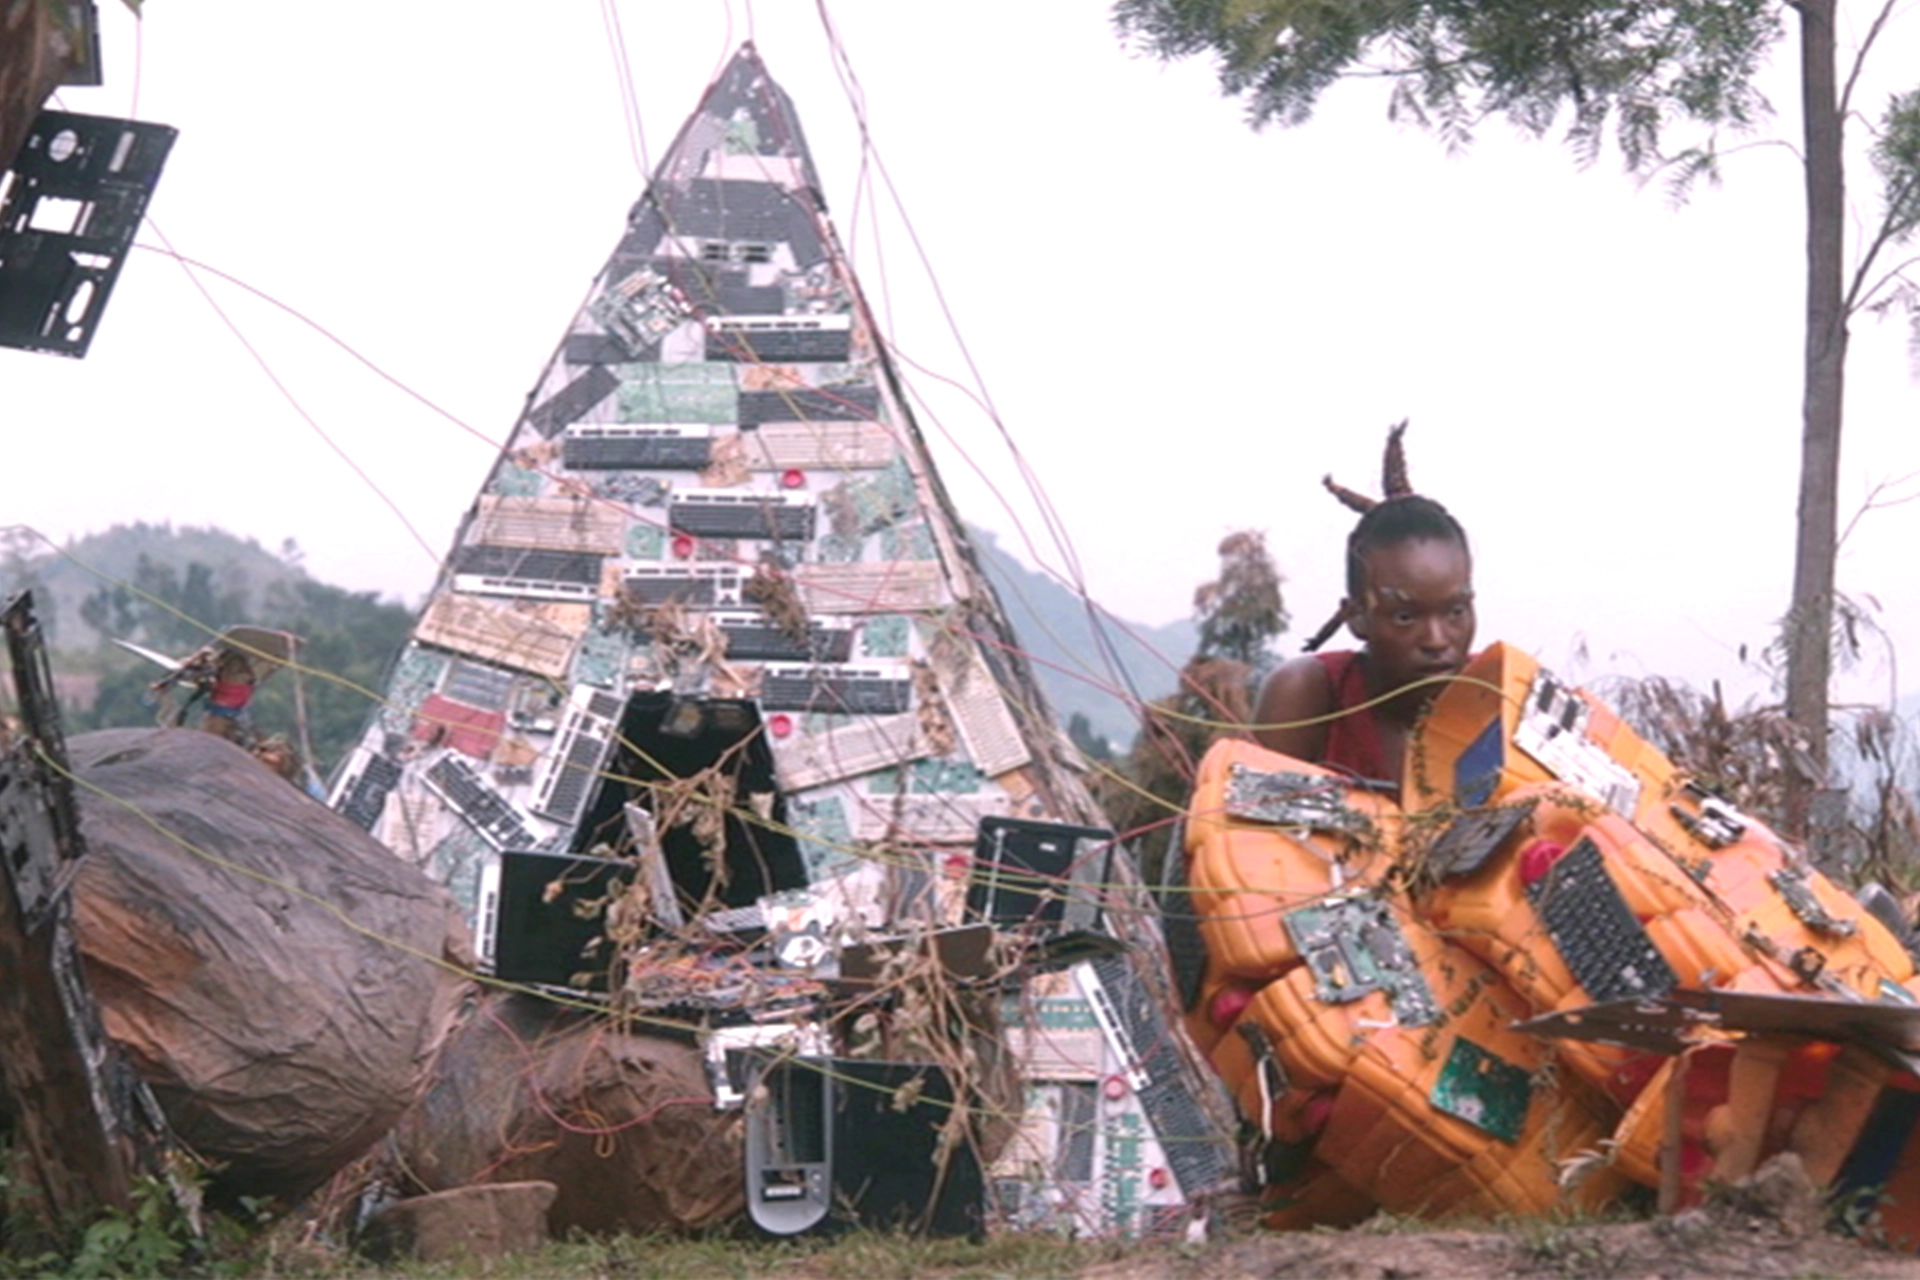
[1658,1048,1691,1215]
[0,593,174,1222]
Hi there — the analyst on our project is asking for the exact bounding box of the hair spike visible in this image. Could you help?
[1314,420,1471,625]
[1321,474,1376,514]
[1382,419,1411,498]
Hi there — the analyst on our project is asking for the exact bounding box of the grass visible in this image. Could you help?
[218,1226,1131,1280]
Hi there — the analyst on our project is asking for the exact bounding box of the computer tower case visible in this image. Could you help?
[966,816,1115,935]
[479,850,632,992]
[744,1056,984,1237]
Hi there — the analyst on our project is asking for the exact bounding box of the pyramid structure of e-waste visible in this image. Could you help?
[328,43,1103,904]
[327,45,1232,1234]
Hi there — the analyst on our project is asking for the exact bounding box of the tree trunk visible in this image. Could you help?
[1785,0,1847,837]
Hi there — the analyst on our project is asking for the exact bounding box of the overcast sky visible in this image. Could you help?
[10,2,1920,710]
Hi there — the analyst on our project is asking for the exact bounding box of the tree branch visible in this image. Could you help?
[1845,174,1919,313]
[1850,252,1920,313]
[1837,468,1920,552]
[1652,135,1805,176]
[1839,0,1901,122]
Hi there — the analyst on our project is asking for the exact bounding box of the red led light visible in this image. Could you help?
[1207,985,1253,1031]
[781,468,806,489]
[1302,1088,1336,1135]
[1103,1075,1128,1100]
[1517,839,1567,887]
[670,534,695,560]
[769,714,794,739]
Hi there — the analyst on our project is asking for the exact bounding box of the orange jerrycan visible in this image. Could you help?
[1176,738,1399,1054]
[1417,780,1778,1102]
[1412,644,1917,1017]
[1611,1039,1890,1203]
[1408,642,1674,823]
[1641,792,1918,998]
[1304,906,1626,1217]
[1207,884,1625,1219]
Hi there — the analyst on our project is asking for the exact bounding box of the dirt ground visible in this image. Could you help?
[766,1159,1920,1280]
[1062,1170,1920,1280]
[1078,1214,1920,1280]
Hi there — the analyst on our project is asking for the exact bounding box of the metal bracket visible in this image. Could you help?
[0,111,176,357]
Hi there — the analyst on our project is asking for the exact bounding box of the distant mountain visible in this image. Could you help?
[970,526,1197,749]
[0,522,306,652]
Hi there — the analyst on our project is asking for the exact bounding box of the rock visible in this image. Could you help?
[1738,1152,1826,1237]
[387,991,745,1234]
[359,1181,557,1263]
[1655,1207,1718,1248]
[67,728,475,1202]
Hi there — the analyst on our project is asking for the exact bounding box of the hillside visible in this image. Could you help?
[972,527,1199,749]
[1,522,1203,763]
[0,523,414,777]
[0,522,306,652]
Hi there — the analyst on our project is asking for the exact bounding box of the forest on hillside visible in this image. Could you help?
[0,523,415,778]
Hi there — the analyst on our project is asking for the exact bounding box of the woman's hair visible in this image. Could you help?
[1344,495,1469,601]
[1301,421,1469,653]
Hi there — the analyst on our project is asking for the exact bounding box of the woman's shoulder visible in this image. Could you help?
[1252,654,1339,755]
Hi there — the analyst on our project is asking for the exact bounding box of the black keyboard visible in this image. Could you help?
[564,434,713,471]
[1529,836,1676,1002]
[758,669,910,715]
[668,499,815,541]
[339,753,401,830]
[737,386,878,425]
[427,756,537,850]
[624,572,729,607]
[719,620,854,662]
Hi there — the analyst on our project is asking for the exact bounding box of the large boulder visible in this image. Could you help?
[388,991,745,1234]
[358,1181,558,1263]
[67,727,473,1202]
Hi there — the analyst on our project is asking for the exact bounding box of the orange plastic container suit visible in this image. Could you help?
[1164,641,1920,1228]
[1417,781,1782,1103]
[1295,906,1623,1217]
[1177,737,1624,1218]
[1413,644,1920,1013]
[1180,740,1399,1055]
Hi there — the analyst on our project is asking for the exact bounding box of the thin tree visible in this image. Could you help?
[1115,0,1920,831]
[1104,529,1285,882]
[1193,528,1288,667]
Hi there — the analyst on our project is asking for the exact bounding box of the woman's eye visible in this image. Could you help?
[1393,611,1415,626]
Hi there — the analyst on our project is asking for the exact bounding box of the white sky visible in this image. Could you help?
[9,1,1920,711]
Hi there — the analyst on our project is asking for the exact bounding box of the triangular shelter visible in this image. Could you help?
[328,46,1229,1234]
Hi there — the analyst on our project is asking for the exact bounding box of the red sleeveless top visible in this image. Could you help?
[1312,651,1389,784]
